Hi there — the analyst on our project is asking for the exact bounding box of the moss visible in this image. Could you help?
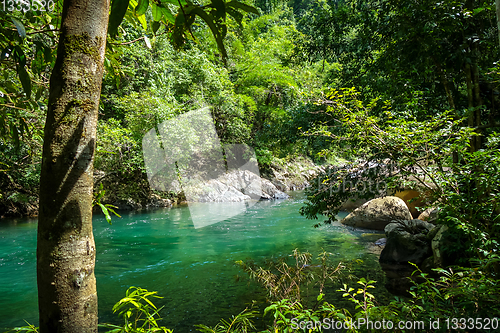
[64,33,101,63]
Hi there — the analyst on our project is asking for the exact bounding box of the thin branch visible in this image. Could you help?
[26,29,59,36]
[0,103,29,111]
[475,122,500,130]
[108,31,169,46]
[109,36,145,46]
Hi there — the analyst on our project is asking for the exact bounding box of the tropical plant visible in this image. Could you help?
[99,286,173,333]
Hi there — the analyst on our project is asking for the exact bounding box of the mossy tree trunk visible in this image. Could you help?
[37,0,109,331]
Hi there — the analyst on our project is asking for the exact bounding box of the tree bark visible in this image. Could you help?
[37,0,109,331]
[496,0,500,46]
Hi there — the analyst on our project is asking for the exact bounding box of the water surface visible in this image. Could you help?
[0,192,383,331]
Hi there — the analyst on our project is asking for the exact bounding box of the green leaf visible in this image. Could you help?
[11,17,26,39]
[152,21,161,33]
[226,7,243,24]
[43,45,52,63]
[211,0,226,20]
[137,14,147,30]
[152,3,162,21]
[225,1,259,15]
[99,203,112,224]
[135,0,149,16]
[108,0,130,36]
[18,66,32,99]
[10,122,20,150]
[14,46,26,68]
[191,8,227,59]
[106,205,121,219]
[160,6,175,24]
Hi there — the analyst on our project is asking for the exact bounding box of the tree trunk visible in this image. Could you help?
[496,0,500,46]
[37,0,109,331]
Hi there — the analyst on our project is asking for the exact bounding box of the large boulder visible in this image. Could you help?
[198,179,251,202]
[380,219,435,266]
[393,189,425,218]
[417,207,439,223]
[341,196,413,230]
[146,194,172,209]
[340,197,369,212]
[194,170,289,202]
[379,219,436,296]
[110,198,143,210]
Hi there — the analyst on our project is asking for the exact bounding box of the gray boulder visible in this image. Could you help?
[341,196,413,230]
[198,179,251,202]
[431,225,449,267]
[340,197,369,212]
[194,170,288,202]
[379,219,436,296]
[380,219,436,266]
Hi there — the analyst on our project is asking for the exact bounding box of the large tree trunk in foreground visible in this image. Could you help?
[37,0,109,331]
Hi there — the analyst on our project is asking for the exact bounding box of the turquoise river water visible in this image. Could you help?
[0,191,384,331]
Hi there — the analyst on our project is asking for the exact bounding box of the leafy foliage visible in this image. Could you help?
[196,308,258,333]
[99,286,173,332]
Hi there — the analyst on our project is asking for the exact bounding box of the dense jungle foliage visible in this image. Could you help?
[2,0,500,331]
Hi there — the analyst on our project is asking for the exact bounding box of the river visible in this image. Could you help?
[0,191,385,331]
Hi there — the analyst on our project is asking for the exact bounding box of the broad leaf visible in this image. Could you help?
[160,6,175,24]
[108,0,130,36]
[226,7,243,24]
[11,17,26,39]
[211,0,226,20]
[18,66,31,99]
[226,1,259,15]
[152,3,162,21]
[191,7,227,59]
[134,0,149,16]
[152,20,161,33]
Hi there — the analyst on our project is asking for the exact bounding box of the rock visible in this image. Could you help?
[198,179,251,202]
[193,170,288,202]
[417,207,439,223]
[146,194,172,209]
[379,219,436,296]
[112,198,142,210]
[380,219,435,266]
[267,157,324,191]
[431,225,448,267]
[261,178,289,199]
[375,238,387,246]
[340,197,369,212]
[341,196,413,230]
[393,189,425,218]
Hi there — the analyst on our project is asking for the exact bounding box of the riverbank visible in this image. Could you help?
[0,155,325,219]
